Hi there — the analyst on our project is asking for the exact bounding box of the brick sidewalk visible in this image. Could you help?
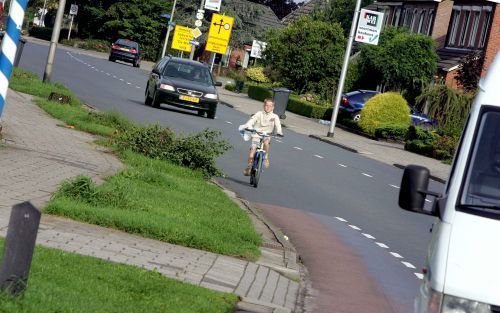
[0,90,301,313]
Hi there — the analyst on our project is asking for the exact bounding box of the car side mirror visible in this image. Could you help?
[215,81,222,87]
[399,165,441,216]
[152,68,160,75]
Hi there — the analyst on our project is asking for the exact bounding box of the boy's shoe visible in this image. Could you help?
[243,165,252,176]
[264,158,269,169]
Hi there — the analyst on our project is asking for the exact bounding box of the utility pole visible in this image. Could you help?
[190,0,205,60]
[161,0,177,58]
[327,0,362,137]
[43,0,66,83]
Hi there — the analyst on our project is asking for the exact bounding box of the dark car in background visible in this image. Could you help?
[145,56,222,119]
[339,90,437,128]
[109,39,141,68]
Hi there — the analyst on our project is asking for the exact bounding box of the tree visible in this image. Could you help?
[263,16,345,98]
[248,0,299,19]
[357,27,437,102]
[312,0,374,36]
[456,50,484,93]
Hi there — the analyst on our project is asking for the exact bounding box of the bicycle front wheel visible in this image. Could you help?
[253,154,262,188]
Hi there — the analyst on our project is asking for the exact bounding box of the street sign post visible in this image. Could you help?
[355,9,384,45]
[250,40,267,59]
[191,27,202,39]
[172,25,194,52]
[67,5,78,40]
[205,13,234,55]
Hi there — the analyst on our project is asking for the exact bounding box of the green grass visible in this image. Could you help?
[45,150,262,261]
[0,240,237,313]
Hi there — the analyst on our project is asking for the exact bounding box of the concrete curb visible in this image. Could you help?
[308,134,359,153]
[393,163,447,184]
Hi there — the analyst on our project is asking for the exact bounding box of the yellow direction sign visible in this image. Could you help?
[206,14,234,54]
[172,25,194,52]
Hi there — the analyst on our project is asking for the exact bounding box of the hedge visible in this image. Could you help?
[29,26,71,42]
[247,85,332,119]
[374,124,408,141]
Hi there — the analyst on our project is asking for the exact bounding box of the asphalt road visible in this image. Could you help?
[18,41,443,312]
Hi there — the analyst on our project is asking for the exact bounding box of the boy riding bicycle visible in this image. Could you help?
[241,99,283,176]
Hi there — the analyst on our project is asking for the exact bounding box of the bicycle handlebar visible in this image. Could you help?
[244,128,283,138]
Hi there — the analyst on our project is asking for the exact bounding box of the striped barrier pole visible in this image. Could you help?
[0,0,29,119]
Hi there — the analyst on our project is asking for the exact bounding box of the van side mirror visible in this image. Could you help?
[399,165,440,216]
[215,81,222,87]
[152,68,160,75]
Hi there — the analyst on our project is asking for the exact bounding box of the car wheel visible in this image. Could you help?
[207,108,216,119]
[351,112,361,121]
[151,91,161,108]
[145,88,152,106]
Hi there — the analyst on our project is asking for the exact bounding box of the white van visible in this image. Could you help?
[399,52,500,313]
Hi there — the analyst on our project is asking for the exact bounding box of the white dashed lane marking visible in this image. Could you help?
[415,273,424,279]
[335,217,347,222]
[390,252,403,258]
[402,262,416,269]
[314,154,324,159]
[425,199,432,203]
[127,82,131,85]
[293,147,303,150]
[225,121,233,124]
[275,139,283,143]
[362,173,373,178]
[390,184,400,189]
[348,225,361,230]
[375,242,389,249]
[362,233,376,239]
[338,163,347,168]
[136,86,141,89]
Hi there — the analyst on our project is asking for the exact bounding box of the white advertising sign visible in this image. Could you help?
[250,40,267,59]
[355,9,384,45]
[204,0,222,12]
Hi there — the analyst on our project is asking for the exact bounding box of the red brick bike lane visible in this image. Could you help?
[257,203,399,313]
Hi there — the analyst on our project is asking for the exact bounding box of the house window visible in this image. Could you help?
[447,9,461,46]
[468,10,481,48]
[426,10,435,35]
[479,10,492,48]
[417,10,426,33]
[459,9,471,47]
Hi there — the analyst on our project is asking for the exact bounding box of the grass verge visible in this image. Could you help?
[9,67,261,261]
[0,240,237,313]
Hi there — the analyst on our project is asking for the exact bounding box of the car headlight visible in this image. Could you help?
[160,84,175,91]
[204,93,218,99]
[441,294,491,313]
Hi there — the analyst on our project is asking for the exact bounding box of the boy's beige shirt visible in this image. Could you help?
[244,111,283,135]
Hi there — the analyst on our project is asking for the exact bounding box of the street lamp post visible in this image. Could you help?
[327,0,362,137]
[161,0,177,59]
[43,0,66,83]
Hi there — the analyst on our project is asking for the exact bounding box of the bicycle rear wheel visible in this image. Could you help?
[253,154,262,188]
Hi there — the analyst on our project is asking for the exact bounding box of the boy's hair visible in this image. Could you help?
[264,98,275,106]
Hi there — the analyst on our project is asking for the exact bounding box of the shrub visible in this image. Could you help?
[114,125,231,177]
[245,67,270,83]
[374,124,408,141]
[228,70,246,82]
[431,135,458,160]
[406,125,436,142]
[359,92,410,135]
[405,140,434,157]
[224,83,236,92]
[248,85,273,102]
[61,39,111,53]
[287,96,330,119]
[338,118,363,132]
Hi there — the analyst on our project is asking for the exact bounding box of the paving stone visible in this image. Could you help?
[260,269,280,303]
[246,266,270,299]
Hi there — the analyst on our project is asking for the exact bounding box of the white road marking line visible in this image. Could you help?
[335,217,347,222]
[275,139,283,143]
[375,242,389,248]
[415,273,424,279]
[119,78,124,81]
[314,155,324,159]
[402,261,416,269]
[225,121,233,124]
[362,233,376,239]
[100,70,104,73]
[127,82,131,85]
[136,86,141,89]
[293,147,303,150]
[390,252,403,258]
[338,163,347,167]
[106,73,111,76]
[113,75,117,78]
[362,173,373,178]
[348,225,361,230]
[425,199,431,203]
[390,184,400,189]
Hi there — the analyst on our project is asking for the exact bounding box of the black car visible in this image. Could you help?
[109,39,141,68]
[145,56,222,119]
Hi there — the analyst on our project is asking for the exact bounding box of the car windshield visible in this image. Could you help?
[115,40,137,49]
[163,62,213,85]
[461,109,500,211]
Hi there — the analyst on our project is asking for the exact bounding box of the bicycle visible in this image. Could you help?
[243,128,273,188]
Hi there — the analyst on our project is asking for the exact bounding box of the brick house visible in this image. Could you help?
[368,0,499,87]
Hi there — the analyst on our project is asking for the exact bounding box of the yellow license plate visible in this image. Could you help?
[120,47,130,52]
[180,95,200,103]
